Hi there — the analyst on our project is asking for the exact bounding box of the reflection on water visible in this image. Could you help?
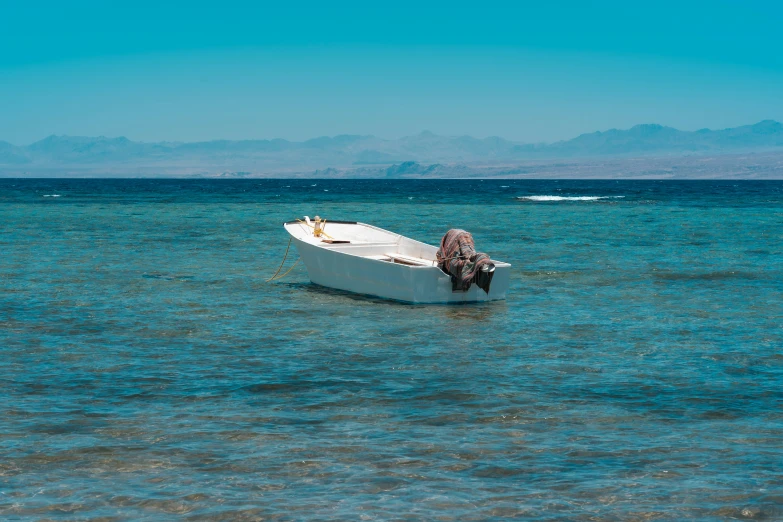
[1,179,783,520]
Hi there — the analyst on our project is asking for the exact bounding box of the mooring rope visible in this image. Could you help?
[267,257,301,282]
[265,236,301,282]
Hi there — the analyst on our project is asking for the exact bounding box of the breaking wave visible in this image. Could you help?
[517,195,625,202]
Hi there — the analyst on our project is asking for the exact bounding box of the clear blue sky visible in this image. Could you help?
[1,0,782,144]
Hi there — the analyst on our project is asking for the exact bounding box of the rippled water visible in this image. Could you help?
[2,179,783,520]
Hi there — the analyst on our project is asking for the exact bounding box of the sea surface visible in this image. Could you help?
[2,179,782,521]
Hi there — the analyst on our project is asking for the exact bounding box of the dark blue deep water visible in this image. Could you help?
[2,179,782,520]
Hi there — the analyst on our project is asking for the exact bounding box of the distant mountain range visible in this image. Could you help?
[1,120,782,176]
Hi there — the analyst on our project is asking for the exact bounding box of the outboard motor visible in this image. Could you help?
[436,229,495,294]
[474,262,495,294]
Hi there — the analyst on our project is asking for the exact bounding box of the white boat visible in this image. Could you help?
[283,218,511,304]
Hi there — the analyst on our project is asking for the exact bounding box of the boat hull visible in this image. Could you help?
[291,236,510,304]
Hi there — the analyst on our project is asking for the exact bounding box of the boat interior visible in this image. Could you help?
[285,219,439,267]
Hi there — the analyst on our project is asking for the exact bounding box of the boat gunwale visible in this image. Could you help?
[284,219,359,225]
[284,220,511,269]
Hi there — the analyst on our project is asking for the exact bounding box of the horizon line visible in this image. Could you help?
[4,119,780,148]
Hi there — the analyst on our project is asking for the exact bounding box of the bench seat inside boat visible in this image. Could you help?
[321,242,399,256]
[362,253,434,266]
[384,253,434,266]
[323,243,436,267]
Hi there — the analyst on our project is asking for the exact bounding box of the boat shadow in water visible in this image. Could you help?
[282,282,508,309]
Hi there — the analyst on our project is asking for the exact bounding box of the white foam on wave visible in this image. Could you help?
[43,194,61,197]
[517,195,625,202]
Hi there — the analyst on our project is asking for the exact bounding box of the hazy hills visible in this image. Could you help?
[2,120,783,177]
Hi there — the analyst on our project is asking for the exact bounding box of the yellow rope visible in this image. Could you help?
[265,236,293,282]
[267,257,301,282]
[268,216,334,283]
[265,236,303,283]
[295,218,334,239]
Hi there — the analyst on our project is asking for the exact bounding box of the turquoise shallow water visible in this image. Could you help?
[2,179,783,520]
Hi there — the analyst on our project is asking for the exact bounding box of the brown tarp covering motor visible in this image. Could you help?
[435,229,495,293]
